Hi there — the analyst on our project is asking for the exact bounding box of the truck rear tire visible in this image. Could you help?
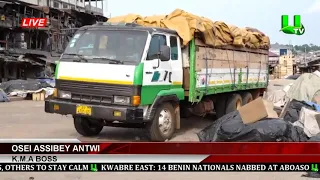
[225,93,242,114]
[74,117,103,136]
[147,102,176,142]
[241,92,253,105]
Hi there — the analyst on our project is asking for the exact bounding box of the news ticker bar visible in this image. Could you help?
[1,142,320,155]
[0,163,318,172]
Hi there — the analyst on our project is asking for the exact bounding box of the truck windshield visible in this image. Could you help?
[62,30,148,64]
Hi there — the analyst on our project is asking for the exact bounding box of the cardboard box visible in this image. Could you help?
[238,97,279,124]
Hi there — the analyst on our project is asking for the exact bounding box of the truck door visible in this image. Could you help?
[142,34,173,105]
[168,35,183,88]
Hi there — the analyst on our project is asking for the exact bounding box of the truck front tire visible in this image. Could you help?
[147,102,176,142]
[74,116,103,136]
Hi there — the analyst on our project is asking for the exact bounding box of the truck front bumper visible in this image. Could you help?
[45,99,144,122]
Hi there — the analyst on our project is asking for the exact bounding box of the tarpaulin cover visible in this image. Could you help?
[107,9,270,49]
[0,79,53,94]
[287,72,320,102]
[197,110,308,142]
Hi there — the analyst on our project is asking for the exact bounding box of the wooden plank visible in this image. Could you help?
[183,68,190,90]
[195,47,268,71]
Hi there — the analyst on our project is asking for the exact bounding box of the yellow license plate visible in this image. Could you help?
[76,105,92,116]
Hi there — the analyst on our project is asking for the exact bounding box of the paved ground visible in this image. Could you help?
[0,101,307,179]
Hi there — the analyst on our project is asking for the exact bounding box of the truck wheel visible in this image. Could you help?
[225,93,242,114]
[74,116,103,136]
[148,102,176,142]
[241,92,253,105]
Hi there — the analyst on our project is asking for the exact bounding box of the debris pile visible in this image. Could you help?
[198,72,320,177]
[197,98,310,142]
[0,79,55,101]
[198,71,320,142]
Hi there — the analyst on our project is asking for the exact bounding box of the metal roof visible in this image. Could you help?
[268,51,279,57]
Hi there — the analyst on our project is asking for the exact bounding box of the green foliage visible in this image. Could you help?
[278,43,320,55]
[293,44,320,53]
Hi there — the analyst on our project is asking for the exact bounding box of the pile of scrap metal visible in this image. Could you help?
[0,1,107,83]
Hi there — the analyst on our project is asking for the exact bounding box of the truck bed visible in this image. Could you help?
[183,39,269,102]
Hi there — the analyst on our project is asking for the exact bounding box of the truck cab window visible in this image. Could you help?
[170,36,178,60]
[147,34,167,60]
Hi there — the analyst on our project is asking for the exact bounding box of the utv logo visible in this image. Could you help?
[280,15,305,35]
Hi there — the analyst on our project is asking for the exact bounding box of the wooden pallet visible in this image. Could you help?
[32,91,45,101]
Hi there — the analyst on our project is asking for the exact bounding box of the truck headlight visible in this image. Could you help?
[113,96,130,104]
[58,90,71,99]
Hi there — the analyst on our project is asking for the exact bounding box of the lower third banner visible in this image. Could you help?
[0,163,317,172]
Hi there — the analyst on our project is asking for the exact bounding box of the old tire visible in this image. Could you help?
[74,116,103,136]
[225,93,242,114]
[147,102,176,142]
[241,92,253,105]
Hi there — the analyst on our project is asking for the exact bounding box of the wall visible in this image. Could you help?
[61,0,85,7]
[270,48,292,56]
[276,55,293,78]
[268,56,279,67]
[19,0,38,5]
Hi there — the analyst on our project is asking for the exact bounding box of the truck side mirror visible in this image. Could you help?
[159,45,170,61]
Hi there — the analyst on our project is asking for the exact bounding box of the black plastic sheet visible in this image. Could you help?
[0,79,53,94]
[283,99,315,123]
[197,111,308,142]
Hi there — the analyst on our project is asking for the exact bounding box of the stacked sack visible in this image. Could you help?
[107,9,270,50]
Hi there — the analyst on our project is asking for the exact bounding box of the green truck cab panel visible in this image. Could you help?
[144,92,182,121]
[157,88,184,100]
[141,86,184,105]
[133,63,144,85]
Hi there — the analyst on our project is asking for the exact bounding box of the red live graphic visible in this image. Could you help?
[21,18,47,27]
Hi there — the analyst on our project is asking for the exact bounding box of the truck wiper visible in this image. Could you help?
[92,57,124,64]
[63,53,88,62]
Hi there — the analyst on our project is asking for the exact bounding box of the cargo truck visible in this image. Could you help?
[45,23,269,141]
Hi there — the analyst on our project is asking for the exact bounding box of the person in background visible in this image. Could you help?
[46,32,52,52]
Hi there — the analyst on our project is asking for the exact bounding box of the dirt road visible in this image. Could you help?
[0,101,307,179]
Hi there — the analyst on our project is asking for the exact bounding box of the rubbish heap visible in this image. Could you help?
[198,71,320,178]
[107,9,270,49]
[198,71,320,142]
[0,79,55,102]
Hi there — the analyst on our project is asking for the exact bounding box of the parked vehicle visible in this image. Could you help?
[45,23,269,141]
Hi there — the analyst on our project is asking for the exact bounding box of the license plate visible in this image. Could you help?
[76,105,92,116]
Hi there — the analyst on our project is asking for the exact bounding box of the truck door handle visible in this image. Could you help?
[145,72,152,74]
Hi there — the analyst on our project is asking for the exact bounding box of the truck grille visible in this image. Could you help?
[56,80,139,105]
